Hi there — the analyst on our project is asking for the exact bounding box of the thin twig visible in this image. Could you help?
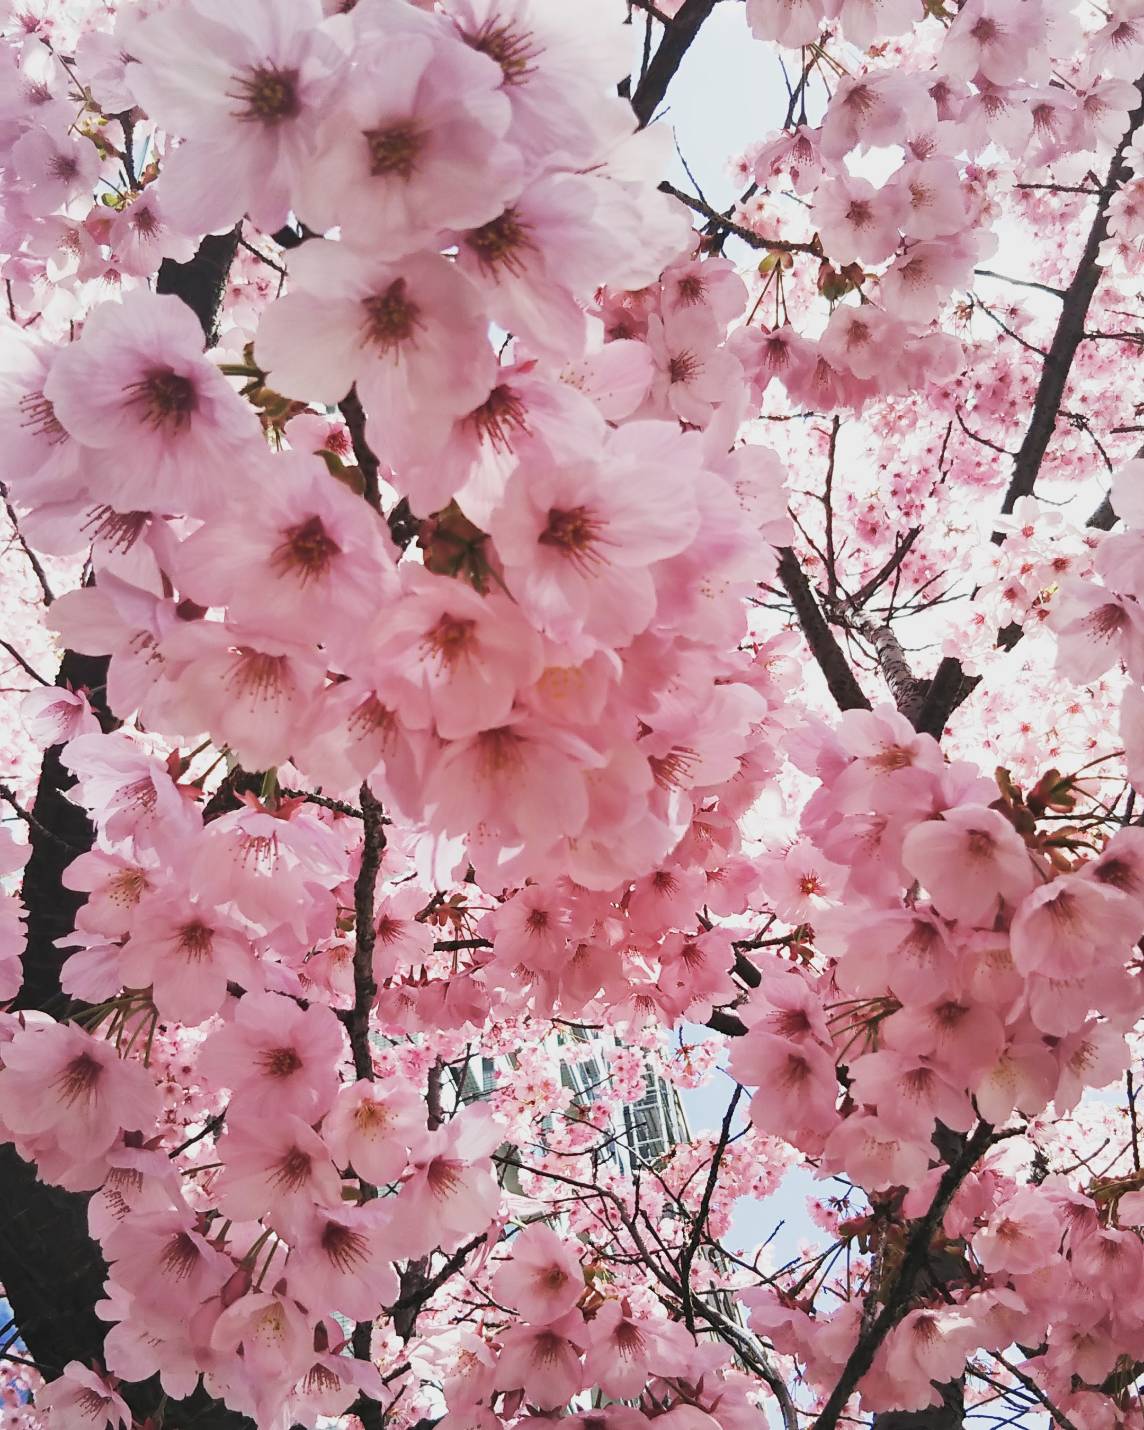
[0,639,49,686]
[659,181,819,253]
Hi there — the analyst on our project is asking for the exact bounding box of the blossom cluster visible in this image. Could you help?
[2,0,1144,1428]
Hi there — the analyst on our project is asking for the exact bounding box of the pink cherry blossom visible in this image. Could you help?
[494,1308,586,1410]
[35,1362,131,1430]
[297,2,520,255]
[900,805,1036,925]
[125,0,346,234]
[198,991,345,1120]
[491,1222,584,1322]
[214,1113,343,1236]
[486,422,699,648]
[0,1020,159,1162]
[322,1078,424,1185]
[395,1106,502,1255]
[1009,876,1144,979]
[44,291,262,517]
[370,565,544,741]
[286,1202,399,1320]
[118,893,257,1025]
[255,241,496,462]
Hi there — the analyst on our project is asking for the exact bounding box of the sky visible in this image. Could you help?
[647,3,790,204]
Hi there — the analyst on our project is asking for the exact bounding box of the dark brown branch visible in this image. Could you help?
[776,548,872,713]
[1088,493,1118,530]
[1,484,54,606]
[970,296,1047,357]
[707,1007,748,1037]
[0,234,255,1430]
[348,783,387,1430]
[1084,439,1144,531]
[339,386,382,513]
[155,228,240,347]
[955,405,1014,457]
[847,528,921,612]
[915,85,1144,738]
[912,656,979,742]
[630,0,718,126]
[973,268,1066,298]
[350,783,386,1083]
[0,638,49,686]
[388,1234,487,1338]
[813,1123,996,1430]
[999,79,1144,519]
[679,1086,742,1332]
[991,1353,1081,1430]
[658,181,819,253]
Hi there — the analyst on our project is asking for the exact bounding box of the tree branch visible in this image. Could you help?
[658,181,819,253]
[813,1123,996,1430]
[630,0,718,126]
[998,78,1144,519]
[350,783,386,1084]
[776,548,872,713]
[0,234,253,1430]
[339,386,382,514]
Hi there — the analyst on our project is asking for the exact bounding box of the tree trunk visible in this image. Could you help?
[0,234,252,1430]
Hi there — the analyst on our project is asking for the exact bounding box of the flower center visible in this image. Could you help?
[426,1156,464,1199]
[533,1330,565,1365]
[105,869,149,910]
[270,514,341,584]
[668,350,702,384]
[238,832,279,871]
[82,506,149,552]
[969,16,1001,45]
[614,1319,646,1357]
[176,921,214,961]
[361,279,421,354]
[476,727,525,777]
[464,208,533,274]
[465,19,538,83]
[261,1045,303,1078]
[465,383,529,452]
[321,1220,369,1272]
[363,123,423,179]
[131,203,160,237]
[355,1098,392,1133]
[227,649,289,704]
[1090,603,1128,639]
[56,1051,103,1107]
[273,1146,313,1191]
[49,150,79,182]
[75,1389,113,1419]
[422,614,477,668]
[675,274,706,306]
[649,748,698,790]
[159,1231,204,1281]
[126,367,198,432]
[539,506,607,569]
[233,64,301,124]
[348,695,398,750]
[1097,856,1138,893]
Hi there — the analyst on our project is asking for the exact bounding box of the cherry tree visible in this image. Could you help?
[2,0,1144,1428]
